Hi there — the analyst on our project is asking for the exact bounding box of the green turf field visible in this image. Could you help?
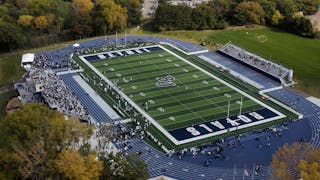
[74,44,297,149]
[87,47,269,132]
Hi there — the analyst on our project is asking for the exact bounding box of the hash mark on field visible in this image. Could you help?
[202,80,209,84]
[148,99,155,104]
[123,78,129,83]
[213,86,220,91]
[157,107,165,112]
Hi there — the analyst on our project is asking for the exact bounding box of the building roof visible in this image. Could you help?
[21,53,35,64]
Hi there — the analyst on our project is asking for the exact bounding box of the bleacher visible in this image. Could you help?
[198,51,279,89]
[60,74,113,124]
[218,43,294,86]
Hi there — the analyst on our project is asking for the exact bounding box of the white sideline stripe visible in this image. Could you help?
[160,42,209,55]
[258,86,304,119]
[72,75,121,120]
[198,55,264,89]
[78,45,287,146]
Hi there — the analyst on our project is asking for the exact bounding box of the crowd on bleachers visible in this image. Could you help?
[218,44,292,81]
[60,74,114,123]
[33,50,70,69]
[29,68,89,120]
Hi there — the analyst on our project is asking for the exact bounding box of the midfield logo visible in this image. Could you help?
[156,75,176,88]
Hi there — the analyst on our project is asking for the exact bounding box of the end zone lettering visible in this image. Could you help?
[169,108,279,141]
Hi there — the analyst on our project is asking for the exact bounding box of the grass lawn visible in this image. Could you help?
[133,26,320,97]
[0,53,24,86]
[0,53,23,119]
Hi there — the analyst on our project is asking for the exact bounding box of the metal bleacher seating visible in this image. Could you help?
[60,74,113,124]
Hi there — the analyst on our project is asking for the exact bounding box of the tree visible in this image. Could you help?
[0,21,25,51]
[209,0,232,19]
[296,0,320,16]
[18,15,34,27]
[96,0,127,33]
[71,0,94,37]
[252,0,277,24]
[15,0,28,9]
[192,4,215,30]
[34,15,49,30]
[0,6,8,19]
[290,16,314,38]
[234,1,265,25]
[56,149,103,180]
[271,10,284,26]
[0,5,14,23]
[299,160,320,180]
[72,0,94,17]
[275,0,298,16]
[271,142,314,180]
[115,0,142,26]
[0,104,93,179]
[27,0,55,16]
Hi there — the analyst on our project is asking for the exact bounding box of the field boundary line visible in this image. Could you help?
[77,44,290,147]
[259,86,304,119]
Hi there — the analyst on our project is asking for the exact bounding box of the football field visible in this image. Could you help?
[78,45,285,145]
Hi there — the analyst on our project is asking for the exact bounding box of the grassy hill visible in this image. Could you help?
[133,27,320,97]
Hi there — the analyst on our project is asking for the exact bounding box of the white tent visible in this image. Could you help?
[73,43,80,48]
[21,53,35,65]
[21,53,35,71]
